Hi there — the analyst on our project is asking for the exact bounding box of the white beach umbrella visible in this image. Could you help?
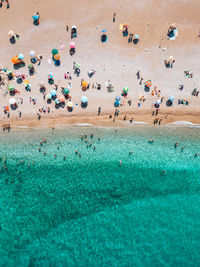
[46,94,52,100]
[9,98,16,105]
[8,30,14,37]
[30,50,36,57]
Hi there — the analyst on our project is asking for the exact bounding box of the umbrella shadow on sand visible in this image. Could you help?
[81,103,88,109]
[9,37,16,44]
[166,100,173,107]
[47,99,52,104]
[144,85,150,92]
[10,104,18,111]
[13,62,25,70]
[33,20,39,26]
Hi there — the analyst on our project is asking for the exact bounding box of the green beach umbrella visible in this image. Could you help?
[8,85,15,91]
[63,88,69,95]
[52,49,58,55]
[28,64,33,68]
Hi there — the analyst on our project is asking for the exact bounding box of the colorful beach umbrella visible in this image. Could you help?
[51,49,58,55]
[81,96,88,103]
[50,89,57,96]
[46,94,52,100]
[8,85,15,91]
[18,53,24,60]
[70,42,75,49]
[145,80,152,87]
[67,101,73,108]
[48,74,53,79]
[54,54,60,60]
[24,80,30,85]
[8,30,14,37]
[123,87,129,93]
[63,88,69,95]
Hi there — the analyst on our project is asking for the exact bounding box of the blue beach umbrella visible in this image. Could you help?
[32,15,39,21]
[134,34,139,39]
[102,29,107,33]
[18,53,24,60]
[115,96,121,101]
[169,95,175,102]
[81,96,88,103]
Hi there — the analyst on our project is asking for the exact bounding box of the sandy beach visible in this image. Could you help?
[0,0,200,128]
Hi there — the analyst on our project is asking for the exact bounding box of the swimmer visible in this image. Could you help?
[162,169,166,174]
[93,146,96,151]
[85,138,88,143]
[148,139,154,144]
[81,135,83,141]
[27,163,30,167]
[195,153,199,158]
[75,150,78,155]
[87,144,89,149]
[98,138,100,142]
[63,156,66,160]
[119,160,122,166]
[57,146,60,150]
[174,142,179,148]
[38,147,41,152]
[91,134,94,139]
[40,142,43,146]
[78,153,81,158]
[43,152,46,156]
[54,154,57,158]
[89,143,92,147]
[43,138,47,143]
[129,151,133,155]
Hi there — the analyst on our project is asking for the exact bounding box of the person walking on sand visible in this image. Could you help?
[113,12,116,23]
[98,107,101,116]
[66,25,69,32]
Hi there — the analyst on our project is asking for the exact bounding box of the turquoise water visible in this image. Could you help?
[0,126,200,266]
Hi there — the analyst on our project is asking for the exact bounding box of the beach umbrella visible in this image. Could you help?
[156,100,161,105]
[55,99,60,104]
[24,80,30,85]
[59,96,65,102]
[101,29,107,33]
[8,85,15,91]
[134,34,139,39]
[169,56,174,61]
[9,98,16,105]
[29,50,36,57]
[28,64,33,69]
[54,54,60,60]
[63,88,69,95]
[145,80,152,87]
[67,101,73,108]
[169,95,175,102]
[50,89,57,96]
[18,53,24,60]
[32,14,39,21]
[71,25,77,29]
[82,81,87,87]
[48,74,53,79]
[46,94,52,100]
[81,96,88,103]
[12,56,19,64]
[123,87,129,92]
[8,30,14,37]
[70,42,75,49]
[75,63,80,69]
[123,23,131,28]
[115,96,121,101]
[39,81,45,87]
[51,49,58,55]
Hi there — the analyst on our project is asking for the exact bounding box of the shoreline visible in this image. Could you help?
[1,108,200,130]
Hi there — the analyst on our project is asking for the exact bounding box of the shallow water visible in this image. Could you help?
[0,126,200,266]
